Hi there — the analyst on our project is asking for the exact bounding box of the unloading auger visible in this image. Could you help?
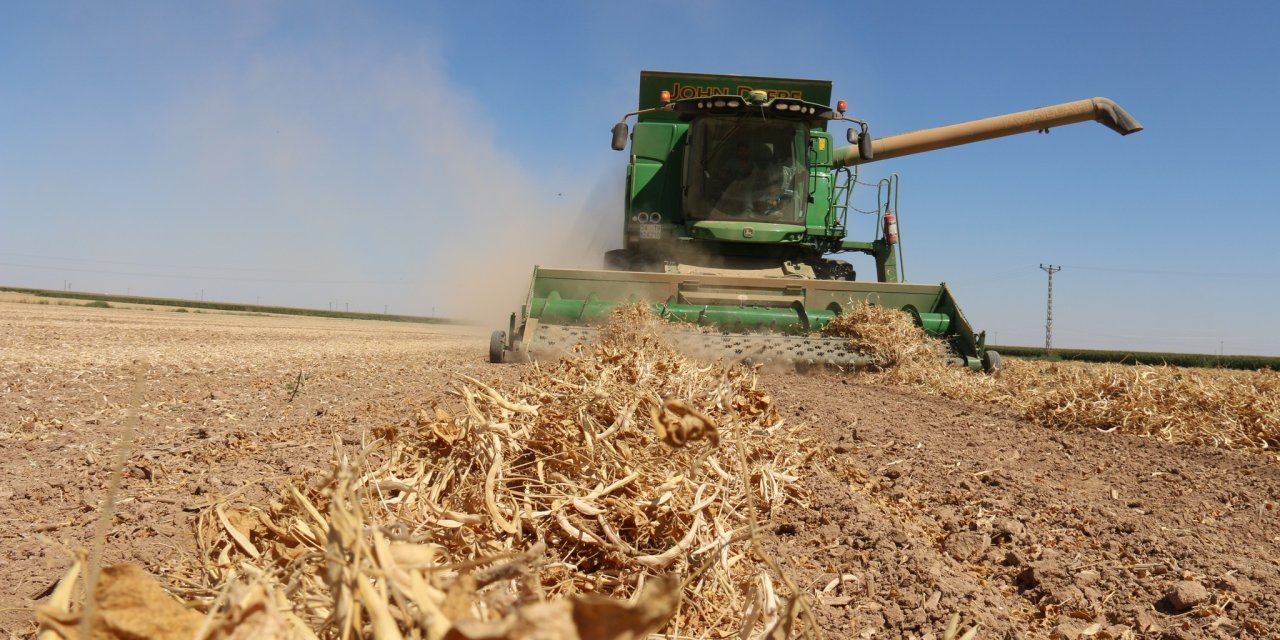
[490,71,1141,371]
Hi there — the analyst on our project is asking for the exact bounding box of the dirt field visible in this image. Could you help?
[2,301,1278,638]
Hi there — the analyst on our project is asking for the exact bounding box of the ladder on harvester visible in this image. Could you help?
[830,169,905,282]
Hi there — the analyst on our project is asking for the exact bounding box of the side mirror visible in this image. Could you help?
[858,128,874,161]
[846,128,857,145]
[611,122,629,151]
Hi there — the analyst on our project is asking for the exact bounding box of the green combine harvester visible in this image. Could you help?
[490,71,1141,371]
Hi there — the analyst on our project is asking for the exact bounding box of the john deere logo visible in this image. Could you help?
[743,227,754,238]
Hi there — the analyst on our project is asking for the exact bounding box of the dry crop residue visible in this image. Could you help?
[0,302,492,637]
[6,300,1280,639]
[825,302,1280,455]
[20,304,828,638]
[170,305,822,637]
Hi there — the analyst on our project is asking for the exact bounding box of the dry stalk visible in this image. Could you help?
[81,359,146,640]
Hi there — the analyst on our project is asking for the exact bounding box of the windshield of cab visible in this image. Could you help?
[686,116,807,223]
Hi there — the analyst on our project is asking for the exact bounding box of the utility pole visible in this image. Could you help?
[1040,264,1062,354]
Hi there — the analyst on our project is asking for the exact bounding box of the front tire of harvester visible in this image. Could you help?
[603,249,632,271]
[489,330,507,364]
[826,259,856,281]
[982,350,1002,375]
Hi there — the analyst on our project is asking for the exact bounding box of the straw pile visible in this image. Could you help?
[826,304,1280,454]
[821,303,947,371]
[37,306,821,639]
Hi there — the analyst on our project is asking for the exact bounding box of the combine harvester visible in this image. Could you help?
[490,71,1141,371]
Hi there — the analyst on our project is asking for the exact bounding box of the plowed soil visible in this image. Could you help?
[2,302,1277,638]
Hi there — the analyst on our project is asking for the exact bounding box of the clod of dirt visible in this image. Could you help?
[1016,559,1065,589]
[1166,580,1210,611]
[1135,609,1163,633]
[943,531,989,561]
[992,516,1026,542]
[1216,573,1254,594]
[1100,624,1135,639]
[1074,569,1101,587]
[1003,550,1025,567]
[1050,617,1101,640]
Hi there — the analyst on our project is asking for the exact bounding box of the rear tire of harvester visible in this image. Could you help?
[489,330,507,364]
[982,350,1002,374]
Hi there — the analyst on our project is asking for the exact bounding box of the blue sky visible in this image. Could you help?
[2,1,1279,355]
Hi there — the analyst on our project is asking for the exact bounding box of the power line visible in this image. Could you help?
[1062,265,1278,279]
[944,267,1038,286]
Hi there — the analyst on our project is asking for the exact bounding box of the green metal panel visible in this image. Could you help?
[688,220,805,243]
[809,132,833,165]
[629,122,686,222]
[631,162,663,207]
[806,132,836,236]
[632,122,678,160]
[805,174,836,238]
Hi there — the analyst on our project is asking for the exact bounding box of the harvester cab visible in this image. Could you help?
[490,71,1141,370]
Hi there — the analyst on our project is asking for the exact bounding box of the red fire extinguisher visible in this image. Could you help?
[883,210,898,244]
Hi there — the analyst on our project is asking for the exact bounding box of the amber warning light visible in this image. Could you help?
[660,90,671,103]
[836,99,847,114]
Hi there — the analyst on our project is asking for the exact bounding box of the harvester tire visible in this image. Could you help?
[603,249,632,271]
[489,330,507,364]
[818,259,856,281]
[982,350,1002,374]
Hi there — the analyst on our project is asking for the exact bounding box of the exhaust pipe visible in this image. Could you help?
[833,97,1143,167]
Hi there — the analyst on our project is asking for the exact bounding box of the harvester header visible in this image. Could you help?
[490,71,1142,371]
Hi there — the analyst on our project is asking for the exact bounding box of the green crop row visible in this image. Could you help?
[0,286,454,325]
[990,344,1279,371]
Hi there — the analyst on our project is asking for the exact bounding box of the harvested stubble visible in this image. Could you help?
[826,303,1280,454]
[38,306,820,639]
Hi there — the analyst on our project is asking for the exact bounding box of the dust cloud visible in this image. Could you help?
[147,12,622,317]
[372,60,623,326]
[433,176,622,327]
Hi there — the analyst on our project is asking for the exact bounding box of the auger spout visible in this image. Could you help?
[833,97,1143,167]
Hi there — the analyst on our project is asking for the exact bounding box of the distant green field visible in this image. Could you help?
[990,345,1279,371]
[0,286,455,325]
